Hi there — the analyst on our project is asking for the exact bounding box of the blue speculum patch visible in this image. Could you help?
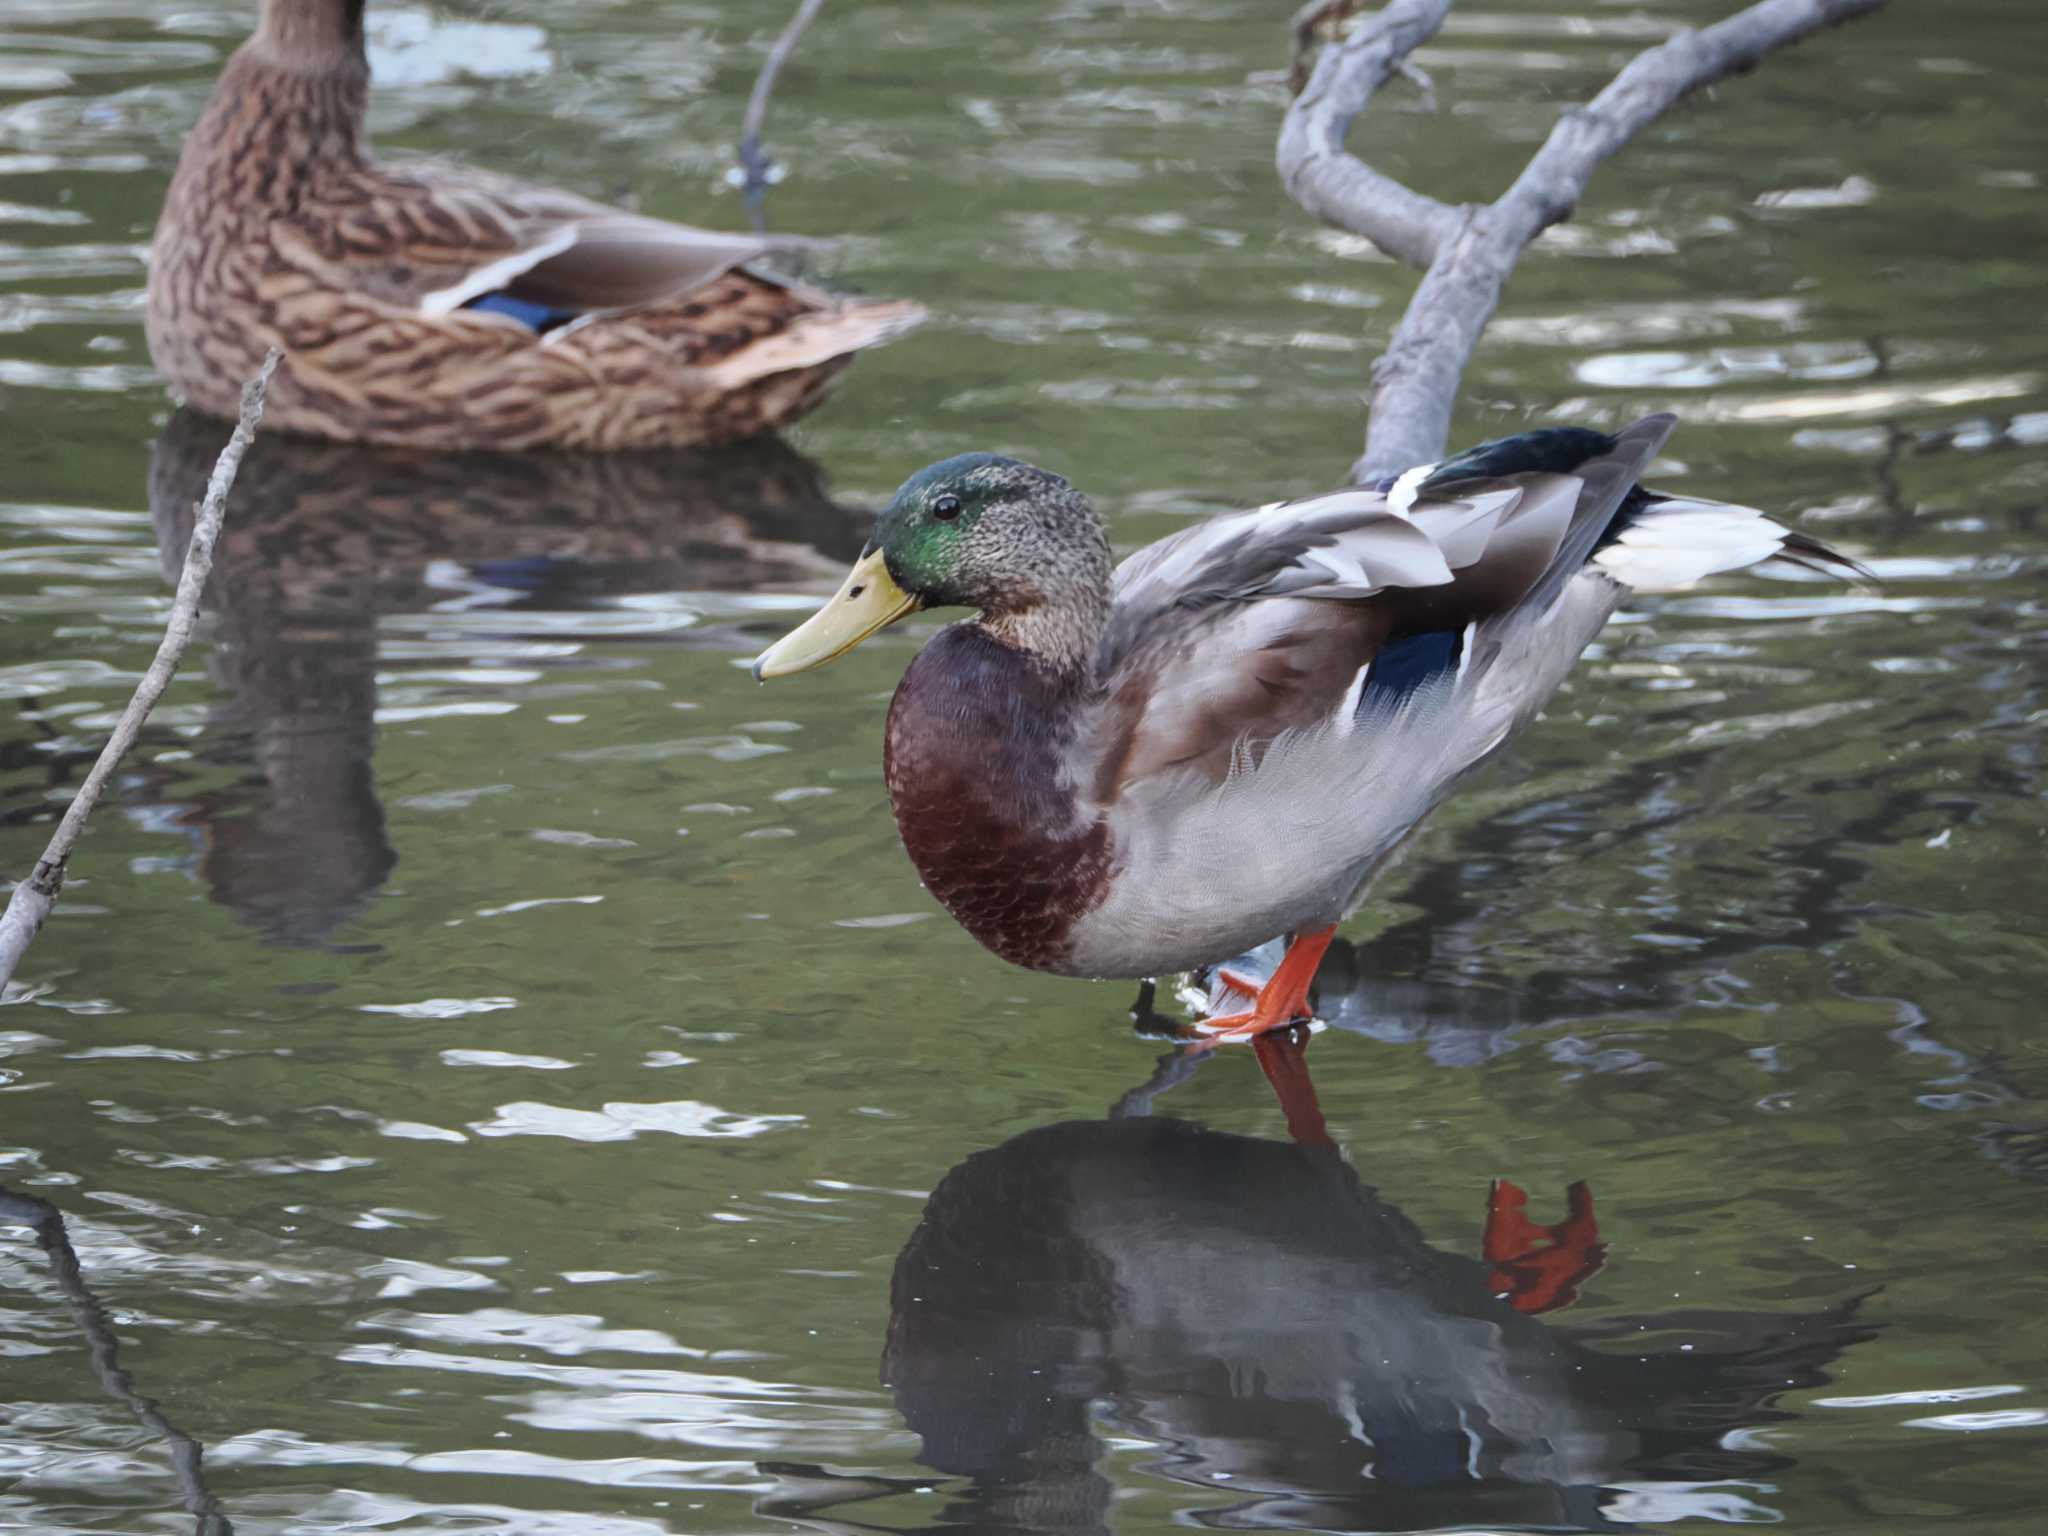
[1359,627,1463,714]
[463,291,577,332]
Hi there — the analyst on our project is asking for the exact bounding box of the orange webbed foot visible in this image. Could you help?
[1191,925,1338,1047]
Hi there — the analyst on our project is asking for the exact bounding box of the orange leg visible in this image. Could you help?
[1483,1178,1607,1315]
[1193,924,1338,1045]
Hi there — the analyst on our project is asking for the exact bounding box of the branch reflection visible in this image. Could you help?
[0,1186,231,1534]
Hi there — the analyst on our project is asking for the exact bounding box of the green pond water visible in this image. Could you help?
[3,1,2046,1531]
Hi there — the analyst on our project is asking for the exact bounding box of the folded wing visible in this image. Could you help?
[292,157,815,324]
[1090,455,1615,796]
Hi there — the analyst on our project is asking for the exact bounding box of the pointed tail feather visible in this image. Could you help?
[1779,527,1876,582]
[693,298,926,389]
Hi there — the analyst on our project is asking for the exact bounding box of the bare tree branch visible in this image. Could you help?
[1278,0,1458,270]
[0,349,279,996]
[733,0,829,234]
[1277,1,1889,482]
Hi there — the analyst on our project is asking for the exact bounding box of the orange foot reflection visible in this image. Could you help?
[1484,1178,1606,1315]
[1249,1024,1335,1148]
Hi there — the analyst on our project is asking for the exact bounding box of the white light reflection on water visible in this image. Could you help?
[361,998,520,1021]
[439,1047,573,1069]
[1602,1480,1783,1524]
[467,1101,803,1142]
[1816,1385,2024,1408]
[257,1493,679,1534]
[1903,1410,2048,1433]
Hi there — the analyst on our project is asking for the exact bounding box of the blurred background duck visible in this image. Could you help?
[755,416,1865,1039]
[145,0,922,449]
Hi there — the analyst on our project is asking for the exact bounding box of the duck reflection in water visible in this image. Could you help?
[767,1034,1872,1535]
[147,410,866,945]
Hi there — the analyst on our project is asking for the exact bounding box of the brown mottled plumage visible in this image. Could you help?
[146,0,922,450]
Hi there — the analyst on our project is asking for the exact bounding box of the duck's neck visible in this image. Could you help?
[888,625,1098,826]
[255,1,370,72]
[977,602,1103,679]
[976,538,1115,679]
[184,3,370,205]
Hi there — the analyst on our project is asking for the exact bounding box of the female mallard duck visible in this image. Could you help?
[145,0,921,450]
[754,415,1863,1039]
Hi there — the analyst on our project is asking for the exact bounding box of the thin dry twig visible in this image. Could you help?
[1276,0,1888,482]
[0,348,279,995]
[733,0,829,233]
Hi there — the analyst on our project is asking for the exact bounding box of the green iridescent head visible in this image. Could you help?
[871,453,1096,609]
[752,451,1113,680]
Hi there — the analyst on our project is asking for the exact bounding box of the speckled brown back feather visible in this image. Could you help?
[145,0,922,450]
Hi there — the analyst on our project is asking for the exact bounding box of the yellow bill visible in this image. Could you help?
[752,547,923,680]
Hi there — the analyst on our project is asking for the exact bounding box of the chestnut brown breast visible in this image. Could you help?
[883,627,1113,972]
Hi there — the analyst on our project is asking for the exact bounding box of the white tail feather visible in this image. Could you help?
[1593,495,1807,593]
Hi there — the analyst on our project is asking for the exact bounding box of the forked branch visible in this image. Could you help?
[0,349,279,994]
[1280,0,1458,269]
[1277,0,1889,481]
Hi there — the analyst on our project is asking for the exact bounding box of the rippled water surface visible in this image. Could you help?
[3,2,2046,1531]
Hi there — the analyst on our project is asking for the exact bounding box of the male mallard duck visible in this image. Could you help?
[754,415,1863,1039]
[145,0,922,450]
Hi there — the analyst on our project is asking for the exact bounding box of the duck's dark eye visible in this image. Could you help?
[932,494,962,521]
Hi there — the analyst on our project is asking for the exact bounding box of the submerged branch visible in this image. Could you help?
[733,0,829,233]
[1276,1,1888,481]
[0,349,279,995]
